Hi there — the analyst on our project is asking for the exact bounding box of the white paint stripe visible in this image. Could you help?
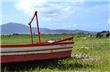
[1,44,73,52]
[1,48,71,56]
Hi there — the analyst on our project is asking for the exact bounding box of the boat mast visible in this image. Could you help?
[28,11,41,44]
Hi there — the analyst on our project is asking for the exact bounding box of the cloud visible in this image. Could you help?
[15,0,85,21]
[107,18,110,30]
[108,18,110,24]
[15,0,109,31]
[108,18,110,27]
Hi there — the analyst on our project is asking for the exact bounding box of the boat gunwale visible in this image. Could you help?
[2,47,72,53]
[1,42,74,48]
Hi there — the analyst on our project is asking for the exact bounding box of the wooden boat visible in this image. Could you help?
[0,11,74,63]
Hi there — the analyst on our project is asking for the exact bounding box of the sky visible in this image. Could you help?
[1,0,110,31]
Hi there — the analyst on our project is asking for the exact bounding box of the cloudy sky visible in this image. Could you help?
[1,0,110,31]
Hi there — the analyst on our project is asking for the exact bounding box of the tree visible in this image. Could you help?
[96,31,110,38]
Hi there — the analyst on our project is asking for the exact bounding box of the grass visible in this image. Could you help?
[1,34,110,72]
[1,34,72,45]
[73,37,110,71]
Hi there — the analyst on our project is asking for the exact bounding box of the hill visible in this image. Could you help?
[0,22,92,35]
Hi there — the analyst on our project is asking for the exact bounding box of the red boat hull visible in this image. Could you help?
[1,51,71,63]
[1,42,74,63]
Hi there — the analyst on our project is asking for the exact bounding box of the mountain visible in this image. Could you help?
[0,22,92,35]
[1,23,29,34]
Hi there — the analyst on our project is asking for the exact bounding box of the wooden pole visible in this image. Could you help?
[29,24,34,44]
[28,13,35,44]
[28,11,41,44]
[35,11,41,44]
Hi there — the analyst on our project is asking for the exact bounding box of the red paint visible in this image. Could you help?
[1,42,74,48]
[29,24,34,44]
[35,11,41,44]
[1,51,71,63]
[28,12,35,44]
[28,11,41,44]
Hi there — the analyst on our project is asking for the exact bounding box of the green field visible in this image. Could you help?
[1,34,73,45]
[1,34,110,72]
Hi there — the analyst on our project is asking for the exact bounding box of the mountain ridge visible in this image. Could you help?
[0,22,94,35]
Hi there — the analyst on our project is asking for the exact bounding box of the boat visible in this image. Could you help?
[0,11,74,63]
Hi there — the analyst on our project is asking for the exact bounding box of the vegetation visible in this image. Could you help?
[1,34,73,45]
[1,33,110,72]
[96,31,110,38]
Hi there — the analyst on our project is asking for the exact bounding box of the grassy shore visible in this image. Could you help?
[1,34,110,72]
